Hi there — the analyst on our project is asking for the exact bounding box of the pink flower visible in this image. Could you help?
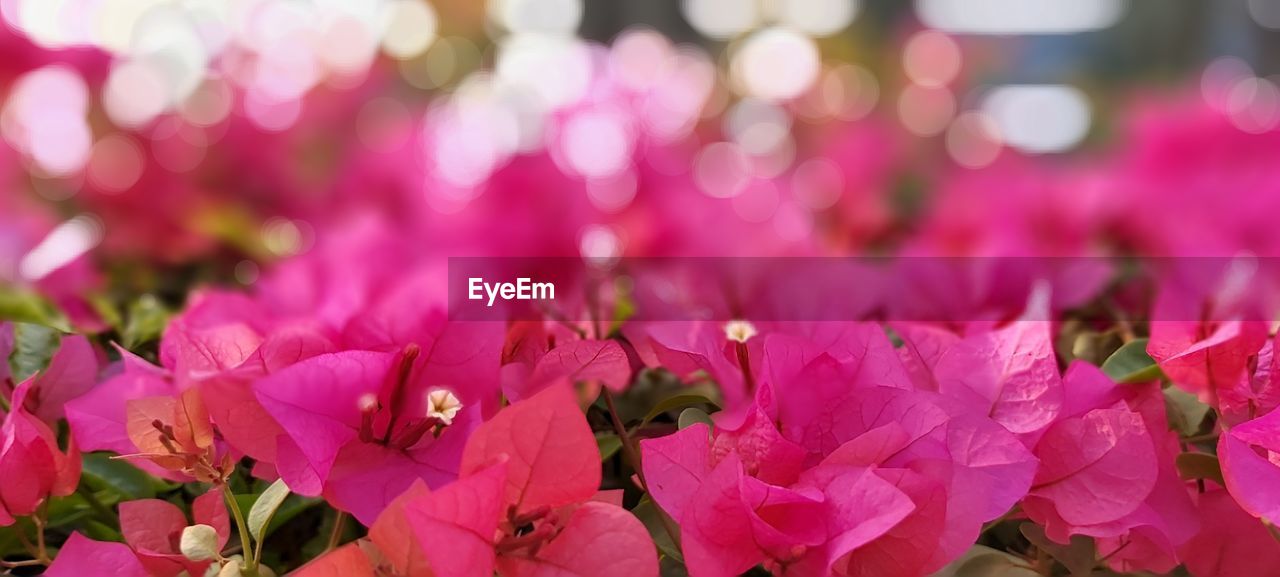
[641,322,1037,577]
[0,377,80,525]
[1178,488,1280,577]
[1219,405,1280,526]
[254,317,501,524]
[1020,362,1198,573]
[502,321,633,401]
[295,383,658,577]
[45,489,229,577]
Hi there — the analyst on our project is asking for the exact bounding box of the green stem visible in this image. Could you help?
[326,511,349,552]
[602,389,682,550]
[78,486,118,528]
[222,484,259,576]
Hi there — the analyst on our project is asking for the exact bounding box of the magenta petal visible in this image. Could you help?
[935,320,1063,434]
[325,442,460,525]
[523,339,631,397]
[45,533,149,577]
[256,350,393,482]
[1219,432,1280,524]
[30,334,98,423]
[679,455,767,577]
[806,466,915,571]
[944,414,1038,521]
[639,423,712,521]
[64,365,172,457]
[1031,407,1157,526]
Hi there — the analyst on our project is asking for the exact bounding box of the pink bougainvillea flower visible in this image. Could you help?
[1219,404,1280,525]
[123,386,234,483]
[254,343,490,524]
[306,383,657,577]
[0,377,81,525]
[1021,362,1163,548]
[1090,379,1199,573]
[1218,333,1280,426]
[119,488,231,577]
[22,333,100,424]
[1147,283,1269,403]
[44,489,229,577]
[643,337,1037,577]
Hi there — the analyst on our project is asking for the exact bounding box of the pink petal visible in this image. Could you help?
[460,383,600,514]
[935,319,1063,434]
[639,423,712,521]
[368,480,433,576]
[833,467,949,577]
[678,455,768,577]
[119,498,186,555]
[522,339,631,398]
[405,463,507,577]
[30,334,98,423]
[1219,432,1280,524]
[255,350,393,485]
[290,542,378,577]
[192,488,231,548]
[65,363,173,457]
[1030,407,1157,526]
[795,465,915,573]
[45,533,150,577]
[325,440,462,525]
[1179,489,1280,577]
[711,406,807,486]
[498,502,658,577]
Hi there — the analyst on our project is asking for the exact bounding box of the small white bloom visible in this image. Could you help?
[426,388,463,425]
[357,393,379,412]
[724,319,758,343]
[180,524,220,562]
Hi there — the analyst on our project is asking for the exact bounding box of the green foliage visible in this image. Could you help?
[1101,338,1163,384]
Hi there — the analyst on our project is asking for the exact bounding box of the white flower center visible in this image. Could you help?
[724,319,758,343]
[426,388,463,425]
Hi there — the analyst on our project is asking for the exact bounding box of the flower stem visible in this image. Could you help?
[601,389,682,550]
[326,511,349,552]
[222,484,259,576]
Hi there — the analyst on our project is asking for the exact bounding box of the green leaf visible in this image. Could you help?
[1020,523,1095,577]
[246,479,291,542]
[1100,339,1162,383]
[1176,452,1225,486]
[678,407,714,430]
[596,433,623,461]
[9,322,63,382]
[81,453,157,500]
[639,388,720,428]
[120,294,170,349]
[82,519,125,543]
[0,288,71,332]
[632,497,681,562]
[1164,387,1212,437]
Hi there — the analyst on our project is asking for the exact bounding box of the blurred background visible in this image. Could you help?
[4,0,1280,330]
